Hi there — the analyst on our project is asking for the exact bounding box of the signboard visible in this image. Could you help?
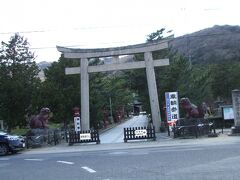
[222,106,234,120]
[135,129,147,137]
[74,117,81,132]
[165,92,180,125]
[80,133,91,140]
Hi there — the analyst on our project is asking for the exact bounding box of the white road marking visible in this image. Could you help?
[0,158,10,161]
[57,161,74,165]
[132,152,149,155]
[109,151,127,155]
[24,158,44,161]
[81,166,96,173]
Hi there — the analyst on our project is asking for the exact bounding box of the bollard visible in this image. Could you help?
[167,126,170,136]
[195,124,198,138]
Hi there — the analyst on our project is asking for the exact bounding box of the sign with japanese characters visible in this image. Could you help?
[80,133,91,140]
[165,92,180,123]
[134,129,147,137]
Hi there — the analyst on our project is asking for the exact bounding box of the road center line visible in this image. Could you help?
[57,161,74,165]
[24,159,43,161]
[0,158,10,161]
[81,166,96,173]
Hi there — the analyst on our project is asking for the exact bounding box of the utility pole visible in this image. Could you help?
[188,54,192,69]
[187,36,192,69]
[109,97,113,123]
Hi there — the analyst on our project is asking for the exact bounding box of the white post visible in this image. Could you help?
[80,58,90,130]
[144,52,162,132]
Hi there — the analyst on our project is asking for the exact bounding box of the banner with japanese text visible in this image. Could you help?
[165,92,180,125]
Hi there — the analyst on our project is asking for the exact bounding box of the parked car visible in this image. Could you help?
[0,131,25,155]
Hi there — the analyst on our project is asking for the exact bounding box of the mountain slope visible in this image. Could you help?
[37,61,52,81]
[171,25,240,65]
[37,61,52,70]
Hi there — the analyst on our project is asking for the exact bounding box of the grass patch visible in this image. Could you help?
[10,123,62,135]
[11,128,29,136]
[48,123,62,129]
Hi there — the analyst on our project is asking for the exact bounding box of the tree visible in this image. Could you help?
[209,62,240,102]
[40,57,133,129]
[89,69,133,129]
[124,29,175,113]
[147,28,173,42]
[38,55,80,126]
[126,28,214,119]
[0,33,40,131]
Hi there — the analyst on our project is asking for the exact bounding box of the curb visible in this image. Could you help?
[23,135,240,155]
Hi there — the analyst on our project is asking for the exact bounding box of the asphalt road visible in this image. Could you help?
[100,115,148,144]
[1,139,240,180]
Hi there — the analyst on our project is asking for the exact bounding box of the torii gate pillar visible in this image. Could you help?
[145,52,161,131]
[80,58,90,130]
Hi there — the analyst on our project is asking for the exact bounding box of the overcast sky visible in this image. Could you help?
[0,0,239,62]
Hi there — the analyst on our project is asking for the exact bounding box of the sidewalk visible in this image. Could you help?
[23,130,240,155]
[98,118,129,134]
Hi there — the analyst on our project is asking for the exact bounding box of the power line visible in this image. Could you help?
[29,41,138,50]
[0,30,46,35]
[0,24,154,35]
[175,31,240,39]
[1,28,240,51]
[28,31,240,50]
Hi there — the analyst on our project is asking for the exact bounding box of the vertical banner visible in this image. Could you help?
[165,92,180,126]
[73,107,81,132]
[74,117,81,132]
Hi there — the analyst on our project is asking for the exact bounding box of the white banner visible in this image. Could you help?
[80,133,91,140]
[165,92,180,124]
[74,117,81,132]
[135,129,147,137]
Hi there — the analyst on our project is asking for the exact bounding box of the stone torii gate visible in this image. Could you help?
[57,39,170,132]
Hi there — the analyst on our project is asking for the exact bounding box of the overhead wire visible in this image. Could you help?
[1,27,240,50]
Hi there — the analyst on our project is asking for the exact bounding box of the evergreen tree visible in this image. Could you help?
[0,33,39,131]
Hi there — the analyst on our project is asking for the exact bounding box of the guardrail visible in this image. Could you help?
[68,130,100,146]
[173,118,216,138]
[123,126,156,142]
[25,129,62,148]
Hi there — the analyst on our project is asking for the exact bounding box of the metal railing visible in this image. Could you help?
[123,126,156,142]
[25,129,63,148]
[68,130,100,146]
[173,118,216,138]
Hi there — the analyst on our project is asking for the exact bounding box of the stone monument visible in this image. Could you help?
[231,89,240,134]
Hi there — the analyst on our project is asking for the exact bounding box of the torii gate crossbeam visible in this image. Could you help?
[57,39,170,132]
